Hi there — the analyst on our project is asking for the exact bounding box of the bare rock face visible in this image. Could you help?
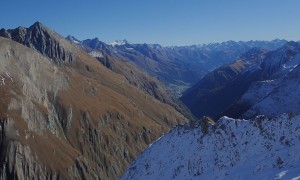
[0,22,77,64]
[0,31,186,179]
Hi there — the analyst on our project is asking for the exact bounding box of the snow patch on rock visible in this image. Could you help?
[89,51,103,58]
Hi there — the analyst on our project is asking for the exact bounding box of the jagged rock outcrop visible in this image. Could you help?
[0,22,77,63]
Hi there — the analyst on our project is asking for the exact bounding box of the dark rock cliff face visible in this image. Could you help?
[0,22,76,63]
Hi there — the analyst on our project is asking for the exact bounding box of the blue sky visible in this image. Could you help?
[1,0,300,46]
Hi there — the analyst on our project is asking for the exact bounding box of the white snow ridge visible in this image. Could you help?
[6,72,13,82]
[122,114,300,180]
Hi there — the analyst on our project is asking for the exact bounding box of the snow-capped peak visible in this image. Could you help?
[109,39,130,47]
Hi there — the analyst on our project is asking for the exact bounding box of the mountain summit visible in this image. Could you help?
[0,21,77,63]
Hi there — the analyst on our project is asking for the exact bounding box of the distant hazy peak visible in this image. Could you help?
[109,39,130,46]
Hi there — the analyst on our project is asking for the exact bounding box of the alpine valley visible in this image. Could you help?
[0,22,299,180]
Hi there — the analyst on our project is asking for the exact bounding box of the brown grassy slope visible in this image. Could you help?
[96,55,195,120]
[0,37,186,179]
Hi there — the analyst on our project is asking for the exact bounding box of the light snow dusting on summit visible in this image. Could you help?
[109,39,130,47]
[122,114,300,180]
[73,40,81,44]
[66,35,82,44]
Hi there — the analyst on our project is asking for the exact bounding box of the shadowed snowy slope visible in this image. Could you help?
[234,63,300,118]
[122,114,300,180]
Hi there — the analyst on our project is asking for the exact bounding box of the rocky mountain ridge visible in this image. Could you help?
[0,22,77,64]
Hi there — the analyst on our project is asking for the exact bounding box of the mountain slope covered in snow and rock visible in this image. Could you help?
[123,114,300,180]
[223,41,300,118]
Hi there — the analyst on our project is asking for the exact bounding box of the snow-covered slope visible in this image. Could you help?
[122,114,300,179]
[234,52,300,118]
[242,77,300,118]
[261,41,300,78]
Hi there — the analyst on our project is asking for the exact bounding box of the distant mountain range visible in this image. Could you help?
[66,35,287,96]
